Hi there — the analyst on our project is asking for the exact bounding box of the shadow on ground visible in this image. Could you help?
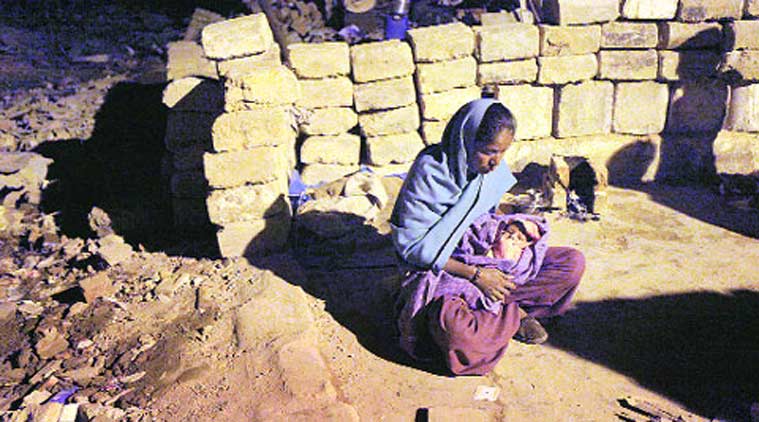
[547,289,759,420]
[33,81,206,252]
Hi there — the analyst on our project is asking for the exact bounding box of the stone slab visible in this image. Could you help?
[539,25,601,57]
[724,84,759,132]
[300,134,361,165]
[713,131,759,175]
[217,45,281,78]
[203,148,285,188]
[166,41,218,81]
[621,0,678,20]
[481,12,517,26]
[407,23,475,63]
[665,80,729,133]
[416,56,477,95]
[724,21,759,51]
[207,182,290,225]
[598,49,657,80]
[476,24,539,63]
[296,77,353,109]
[601,22,658,49]
[537,54,597,85]
[162,77,223,112]
[366,132,426,165]
[164,111,216,152]
[170,171,208,198]
[541,0,619,25]
[353,77,416,113]
[350,40,415,83]
[421,120,448,145]
[613,82,669,135]
[217,215,291,257]
[497,84,553,140]
[300,163,360,185]
[287,42,350,79]
[419,86,481,121]
[657,22,723,50]
[225,65,300,106]
[658,50,721,80]
[212,108,296,151]
[554,81,613,138]
[358,104,420,137]
[201,13,274,60]
[722,51,759,81]
[478,59,537,85]
[300,107,357,135]
[677,0,743,22]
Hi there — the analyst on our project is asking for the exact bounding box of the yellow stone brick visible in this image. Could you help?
[358,105,420,137]
[725,84,759,132]
[296,77,353,109]
[422,120,448,144]
[542,0,619,25]
[613,82,669,135]
[166,41,218,81]
[206,181,290,225]
[598,50,657,80]
[496,85,553,140]
[657,50,721,80]
[354,77,416,113]
[601,22,658,49]
[217,44,281,78]
[287,42,350,79]
[478,59,538,85]
[678,0,743,22]
[211,108,296,152]
[225,65,300,106]
[366,132,425,165]
[300,107,357,135]
[419,86,481,121]
[476,24,539,63]
[162,77,223,112]
[351,40,415,83]
[407,23,475,63]
[724,21,759,50]
[216,215,291,257]
[164,111,216,152]
[722,51,759,81]
[657,22,722,50]
[300,134,361,165]
[203,148,285,188]
[555,81,613,138]
[539,25,601,57]
[621,0,678,20]
[201,13,274,60]
[416,57,477,95]
[537,54,598,85]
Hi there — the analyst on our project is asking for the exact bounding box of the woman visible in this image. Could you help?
[391,98,585,376]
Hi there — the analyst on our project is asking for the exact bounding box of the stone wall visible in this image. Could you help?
[164,2,759,257]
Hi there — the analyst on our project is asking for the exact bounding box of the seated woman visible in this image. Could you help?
[391,98,585,376]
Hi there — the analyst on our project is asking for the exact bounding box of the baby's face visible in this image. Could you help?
[502,224,531,249]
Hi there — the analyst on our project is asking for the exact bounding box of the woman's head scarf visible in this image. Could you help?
[391,98,517,271]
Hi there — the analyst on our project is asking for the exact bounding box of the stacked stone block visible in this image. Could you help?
[199,13,297,257]
[408,23,480,145]
[287,42,360,185]
[722,21,759,134]
[163,41,223,232]
[352,40,425,174]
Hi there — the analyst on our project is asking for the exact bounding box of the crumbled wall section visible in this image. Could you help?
[165,7,759,256]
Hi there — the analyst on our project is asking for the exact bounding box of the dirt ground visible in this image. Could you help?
[144,184,759,422]
[2,2,759,422]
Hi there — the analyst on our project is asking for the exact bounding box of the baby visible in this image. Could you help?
[487,220,540,262]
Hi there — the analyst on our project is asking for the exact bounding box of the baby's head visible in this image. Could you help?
[502,221,534,247]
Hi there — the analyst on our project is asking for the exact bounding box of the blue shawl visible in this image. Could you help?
[390,98,517,272]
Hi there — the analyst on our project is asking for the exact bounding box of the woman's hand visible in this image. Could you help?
[472,267,516,302]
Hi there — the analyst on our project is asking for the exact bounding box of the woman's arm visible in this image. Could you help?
[443,258,516,302]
